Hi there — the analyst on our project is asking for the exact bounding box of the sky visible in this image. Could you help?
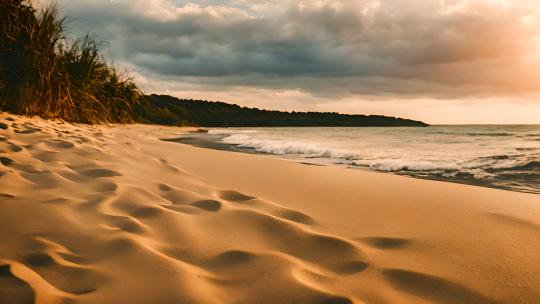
[39,0,540,124]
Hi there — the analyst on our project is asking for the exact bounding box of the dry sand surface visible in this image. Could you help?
[1,112,539,304]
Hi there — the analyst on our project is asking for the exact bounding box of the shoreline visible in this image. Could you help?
[163,131,540,195]
[1,113,540,303]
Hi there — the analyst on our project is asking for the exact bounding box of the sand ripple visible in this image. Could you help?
[1,113,538,304]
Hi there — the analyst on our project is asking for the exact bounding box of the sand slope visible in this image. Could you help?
[0,113,539,304]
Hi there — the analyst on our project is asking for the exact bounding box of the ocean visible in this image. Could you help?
[173,125,540,195]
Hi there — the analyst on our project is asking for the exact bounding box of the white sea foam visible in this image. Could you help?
[222,134,357,159]
[207,126,540,193]
[208,129,258,135]
[359,159,459,172]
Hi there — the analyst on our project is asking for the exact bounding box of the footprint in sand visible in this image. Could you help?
[191,199,222,212]
[130,206,164,219]
[210,250,257,268]
[9,144,23,152]
[0,156,14,166]
[357,237,410,249]
[0,264,35,304]
[15,128,40,134]
[274,209,315,225]
[383,269,498,304]
[78,168,122,178]
[42,197,70,204]
[218,190,255,202]
[157,183,173,191]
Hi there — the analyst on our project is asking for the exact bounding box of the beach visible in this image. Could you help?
[1,112,540,304]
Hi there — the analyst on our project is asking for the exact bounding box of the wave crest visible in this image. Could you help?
[214,128,540,194]
[208,129,258,135]
[222,134,357,159]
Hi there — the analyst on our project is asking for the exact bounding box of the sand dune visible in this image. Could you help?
[1,113,539,304]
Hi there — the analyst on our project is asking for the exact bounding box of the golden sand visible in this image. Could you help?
[1,113,539,304]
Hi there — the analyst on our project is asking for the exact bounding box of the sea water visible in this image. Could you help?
[188,126,540,194]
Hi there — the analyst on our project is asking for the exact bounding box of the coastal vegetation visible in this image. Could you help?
[136,95,428,127]
[0,0,142,124]
[0,0,427,127]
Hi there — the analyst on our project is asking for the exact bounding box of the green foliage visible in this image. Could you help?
[136,95,429,127]
[0,0,142,123]
[134,98,188,125]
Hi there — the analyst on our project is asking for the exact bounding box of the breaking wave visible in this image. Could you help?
[432,131,516,137]
[222,134,356,159]
[215,128,540,194]
[208,129,258,135]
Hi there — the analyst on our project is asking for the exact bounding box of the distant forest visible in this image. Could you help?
[134,95,428,127]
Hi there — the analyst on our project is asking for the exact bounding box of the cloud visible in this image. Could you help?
[37,0,540,121]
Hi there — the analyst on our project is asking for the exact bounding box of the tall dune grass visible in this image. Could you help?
[0,0,142,123]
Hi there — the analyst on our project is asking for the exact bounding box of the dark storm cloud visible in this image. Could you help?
[46,0,540,98]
